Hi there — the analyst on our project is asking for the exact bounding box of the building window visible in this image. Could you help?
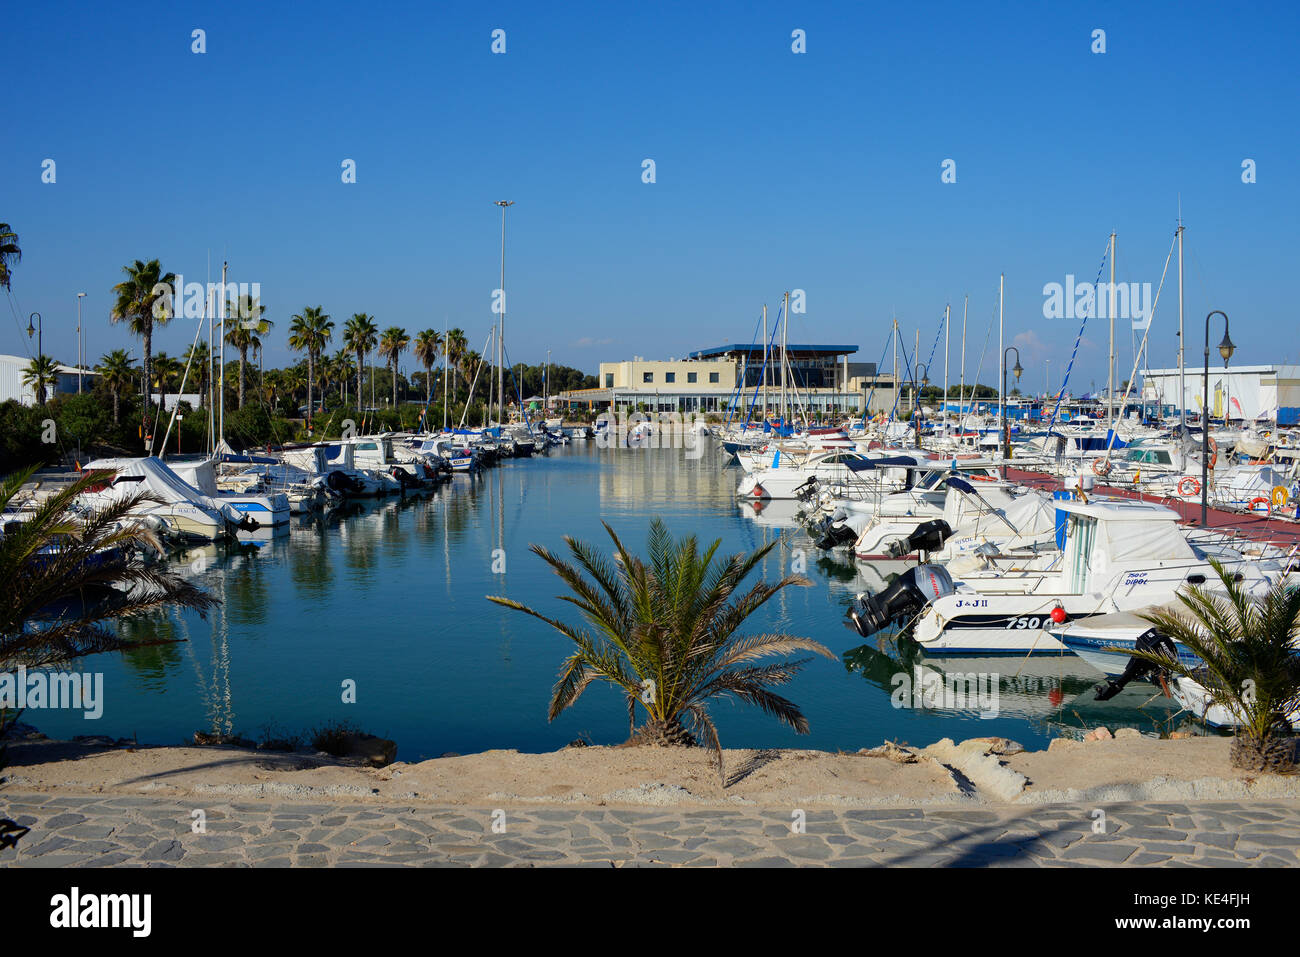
[643,372,654,383]
[687,372,697,383]
[665,372,675,383]
[605,373,613,388]
[709,372,719,383]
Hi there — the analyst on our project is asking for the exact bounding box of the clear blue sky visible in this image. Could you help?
[4,0,1296,393]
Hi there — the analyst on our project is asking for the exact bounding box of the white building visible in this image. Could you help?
[0,354,98,405]
[1141,364,1300,426]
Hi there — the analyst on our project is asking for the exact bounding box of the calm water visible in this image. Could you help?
[31,443,1181,758]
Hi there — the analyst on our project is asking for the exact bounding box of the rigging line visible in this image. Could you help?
[724,310,766,426]
[1047,237,1112,432]
[1102,232,1177,462]
[5,288,37,361]
[859,332,894,423]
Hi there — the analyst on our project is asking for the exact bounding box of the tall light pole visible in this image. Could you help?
[495,200,514,426]
[1201,310,1234,527]
[1002,346,1023,474]
[76,293,86,392]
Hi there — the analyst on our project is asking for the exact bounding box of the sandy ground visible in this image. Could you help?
[4,731,1298,808]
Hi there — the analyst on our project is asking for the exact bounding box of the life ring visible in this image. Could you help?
[1272,486,1290,509]
[1248,496,1271,514]
[1177,476,1200,497]
[1092,458,1112,477]
[1207,435,1218,470]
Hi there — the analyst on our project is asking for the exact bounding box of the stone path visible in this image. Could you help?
[2,793,1299,866]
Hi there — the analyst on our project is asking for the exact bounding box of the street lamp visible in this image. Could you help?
[76,293,86,392]
[1002,346,1023,471]
[1201,310,1234,526]
[26,311,42,359]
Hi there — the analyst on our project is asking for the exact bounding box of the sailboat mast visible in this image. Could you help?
[943,302,950,428]
[781,292,789,425]
[762,304,768,420]
[998,273,1004,450]
[1177,220,1185,431]
[892,318,899,419]
[1107,231,1116,431]
[495,200,513,426]
[219,260,227,446]
[959,295,967,426]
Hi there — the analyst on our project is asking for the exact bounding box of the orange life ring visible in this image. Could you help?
[1248,496,1270,513]
[1177,477,1200,497]
[1092,458,1111,476]
[1207,435,1218,470]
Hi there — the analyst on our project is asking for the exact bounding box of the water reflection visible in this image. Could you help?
[23,445,1215,752]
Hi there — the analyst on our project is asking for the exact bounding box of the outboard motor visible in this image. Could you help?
[815,509,860,550]
[848,564,955,638]
[325,470,365,496]
[794,477,820,503]
[1093,629,1179,701]
[885,519,954,558]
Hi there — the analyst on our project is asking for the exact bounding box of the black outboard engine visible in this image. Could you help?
[1093,629,1179,701]
[885,519,953,558]
[325,470,365,496]
[794,477,820,503]
[814,509,859,550]
[848,564,955,638]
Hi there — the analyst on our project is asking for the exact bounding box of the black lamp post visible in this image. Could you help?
[26,311,42,359]
[1002,346,1023,472]
[1201,310,1234,527]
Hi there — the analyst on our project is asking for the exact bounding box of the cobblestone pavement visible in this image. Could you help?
[3,794,1299,866]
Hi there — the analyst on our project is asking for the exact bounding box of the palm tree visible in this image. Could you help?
[111,260,176,442]
[183,341,211,410]
[97,349,137,424]
[445,328,468,398]
[413,329,443,405]
[22,355,60,405]
[150,353,183,397]
[331,349,355,405]
[0,223,20,291]
[487,519,833,779]
[1131,561,1300,772]
[342,314,378,414]
[0,465,218,669]
[288,306,333,427]
[225,294,272,409]
[379,326,409,409]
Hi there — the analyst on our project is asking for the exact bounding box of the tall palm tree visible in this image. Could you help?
[379,326,409,409]
[343,314,378,414]
[225,294,272,409]
[1131,561,1300,773]
[445,327,468,398]
[487,519,833,779]
[22,355,61,406]
[0,223,20,291]
[97,349,137,424]
[110,259,176,439]
[0,465,218,669]
[413,329,443,405]
[288,306,333,427]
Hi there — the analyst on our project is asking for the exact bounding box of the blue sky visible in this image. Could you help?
[3,0,1297,392]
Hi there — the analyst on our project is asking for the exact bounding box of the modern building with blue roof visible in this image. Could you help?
[558,342,875,415]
